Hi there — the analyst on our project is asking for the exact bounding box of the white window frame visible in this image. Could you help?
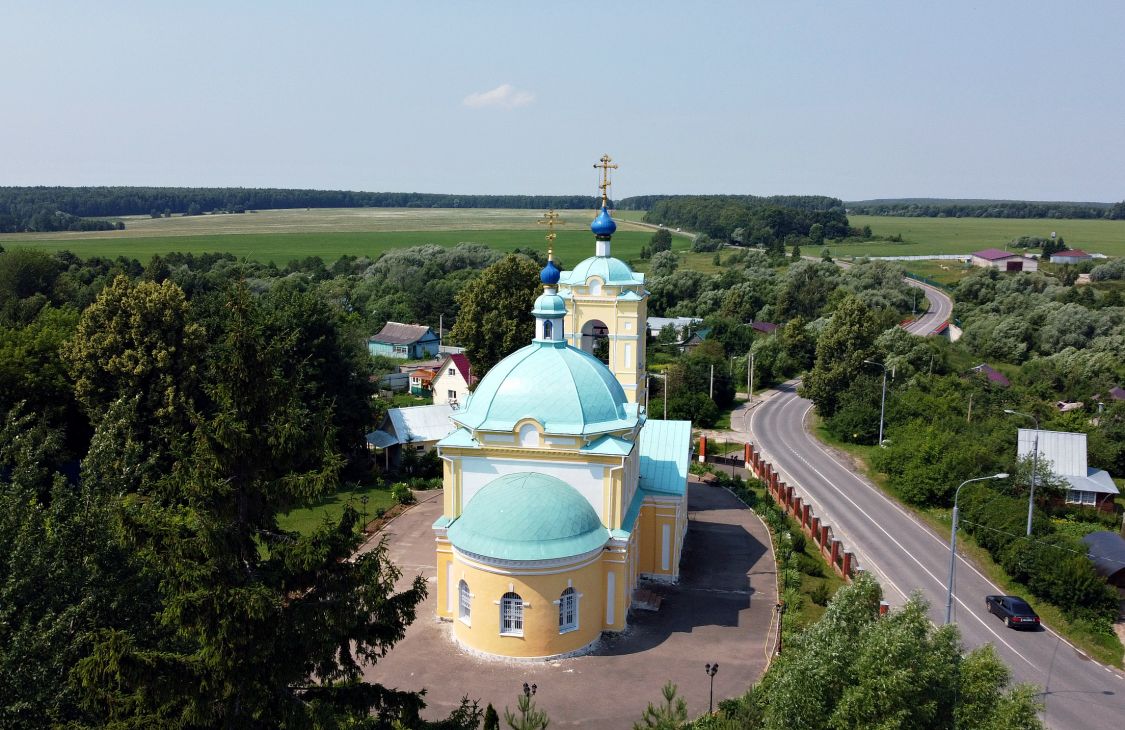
[557,587,579,633]
[500,592,524,636]
[449,367,457,376]
[448,389,458,400]
[458,580,472,625]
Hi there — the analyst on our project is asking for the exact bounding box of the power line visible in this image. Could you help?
[958,519,1125,567]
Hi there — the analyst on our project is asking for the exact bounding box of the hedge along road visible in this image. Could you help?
[742,275,1125,730]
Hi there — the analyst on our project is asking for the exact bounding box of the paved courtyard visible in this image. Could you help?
[361,481,777,727]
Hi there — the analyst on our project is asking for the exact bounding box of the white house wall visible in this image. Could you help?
[460,456,609,521]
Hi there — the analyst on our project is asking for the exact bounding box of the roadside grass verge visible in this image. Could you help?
[812,419,1124,667]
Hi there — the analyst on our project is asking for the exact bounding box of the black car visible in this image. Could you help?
[985,595,1041,629]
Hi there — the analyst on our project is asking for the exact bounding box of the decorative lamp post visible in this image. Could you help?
[945,473,1009,624]
[705,662,719,715]
[1004,409,1040,536]
[522,682,537,699]
[360,494,369,533]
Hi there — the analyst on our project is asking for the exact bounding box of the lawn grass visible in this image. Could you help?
[817,215,1125,258]
[276,482,397,537]
[812,420,1124,667]
[900,258,978,287]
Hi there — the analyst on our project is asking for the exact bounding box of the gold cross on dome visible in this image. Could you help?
[537,209,564,257]
[593,153,618,205]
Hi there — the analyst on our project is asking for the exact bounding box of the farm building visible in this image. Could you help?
[1017,429,1119,512]
[367,322,441,359]
[1050,249,1093,264]
[431,354,476,408]
[970,248,1039,273]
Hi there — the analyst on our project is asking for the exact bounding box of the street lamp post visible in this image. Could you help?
[946,472,1009,624]
[704,663,718,714]
[360,494,369,533]
[1005,409,1040,536]
[747,351,755,406]
[522,682,537,699]
[862,360,890,446]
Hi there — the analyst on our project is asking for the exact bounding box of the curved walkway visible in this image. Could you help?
[360,482,776,728]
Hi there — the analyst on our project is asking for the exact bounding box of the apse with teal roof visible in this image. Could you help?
[448,472,608,561]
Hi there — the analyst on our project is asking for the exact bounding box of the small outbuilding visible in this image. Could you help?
[368,322,441,359]
[970,248,1039,273]
[366,403,456,469]
[1080,532,1125,589]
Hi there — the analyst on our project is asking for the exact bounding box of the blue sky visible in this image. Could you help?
[2,1,1123,201]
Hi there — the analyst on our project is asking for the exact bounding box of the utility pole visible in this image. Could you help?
[863,360,889,446]
[709,364,714,400]
[439,313,443,352]
[1005,410,1041,536]
[747,351,755,405]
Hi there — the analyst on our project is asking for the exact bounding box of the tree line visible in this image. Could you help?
[640,195,852,248]
[0,186,605,233]
[847,198,1125,219]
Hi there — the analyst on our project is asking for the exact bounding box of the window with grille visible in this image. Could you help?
[558,587,578,633]
[458,580,471,624]
[500,592,523,636]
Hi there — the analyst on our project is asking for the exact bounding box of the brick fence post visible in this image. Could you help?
[811,516,820,541]
[801,503,811,530]
[820,524,830,553]
[842,551,854,578]
[830,539,841,569]
[744,442,751,470]
[698,434,707,464]
[792,495,802,520]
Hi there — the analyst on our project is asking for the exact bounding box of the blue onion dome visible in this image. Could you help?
[590,205,617,238]
[540,257,561,285]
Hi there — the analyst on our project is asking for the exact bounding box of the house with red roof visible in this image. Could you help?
[970,248,1038,273]
[431,353,478,408]
[1049,249,1093,264]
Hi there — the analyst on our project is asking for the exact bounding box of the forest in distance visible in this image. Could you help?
[6,185,1123,235]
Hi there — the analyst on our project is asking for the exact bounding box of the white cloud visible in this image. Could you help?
[462,83,535,109]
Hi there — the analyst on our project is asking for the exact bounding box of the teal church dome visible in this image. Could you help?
[560,255,644,286]
[531,291,566,317]
[452,341,636,436]
[448,472,608,560]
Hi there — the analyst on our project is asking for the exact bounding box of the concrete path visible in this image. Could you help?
[361,483,777,727]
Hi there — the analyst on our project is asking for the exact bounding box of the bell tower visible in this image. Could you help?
[557,155,648,405]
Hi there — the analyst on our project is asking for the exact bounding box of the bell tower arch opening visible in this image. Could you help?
[580,319,610,364]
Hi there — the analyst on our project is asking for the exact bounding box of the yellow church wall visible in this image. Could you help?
[564,289,647,404]
[634,499,685,579]
[449,551,607,658]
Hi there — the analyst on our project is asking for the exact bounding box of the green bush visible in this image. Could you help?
[390,483,415,505]
[810,582,830,606]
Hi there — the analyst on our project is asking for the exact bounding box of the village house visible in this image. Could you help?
[431,353,476,408]
[367,321,441,359]
[1018,428,1119,512]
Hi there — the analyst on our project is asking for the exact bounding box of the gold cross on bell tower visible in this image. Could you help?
[593,154,618,206]
[537,209,564,260]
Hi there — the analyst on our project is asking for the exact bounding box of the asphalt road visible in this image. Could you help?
[902,276,954,335]
[747,384,1125,729]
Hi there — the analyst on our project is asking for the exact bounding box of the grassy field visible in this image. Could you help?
[0,207,662,265]
[819,215,1125,258]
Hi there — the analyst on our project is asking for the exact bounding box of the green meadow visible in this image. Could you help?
[823,215,1125,258]
[0,207,672,265]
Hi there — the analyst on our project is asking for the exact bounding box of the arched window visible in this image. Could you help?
[500,592,524,636]
[458,580,471,624]
[542,319,553,339]
[518,423,540,448]
[558,587,578,633]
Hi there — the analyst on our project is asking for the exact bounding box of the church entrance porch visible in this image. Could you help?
[360,481,777,728]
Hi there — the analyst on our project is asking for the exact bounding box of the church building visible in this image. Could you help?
[431,159,692,659]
